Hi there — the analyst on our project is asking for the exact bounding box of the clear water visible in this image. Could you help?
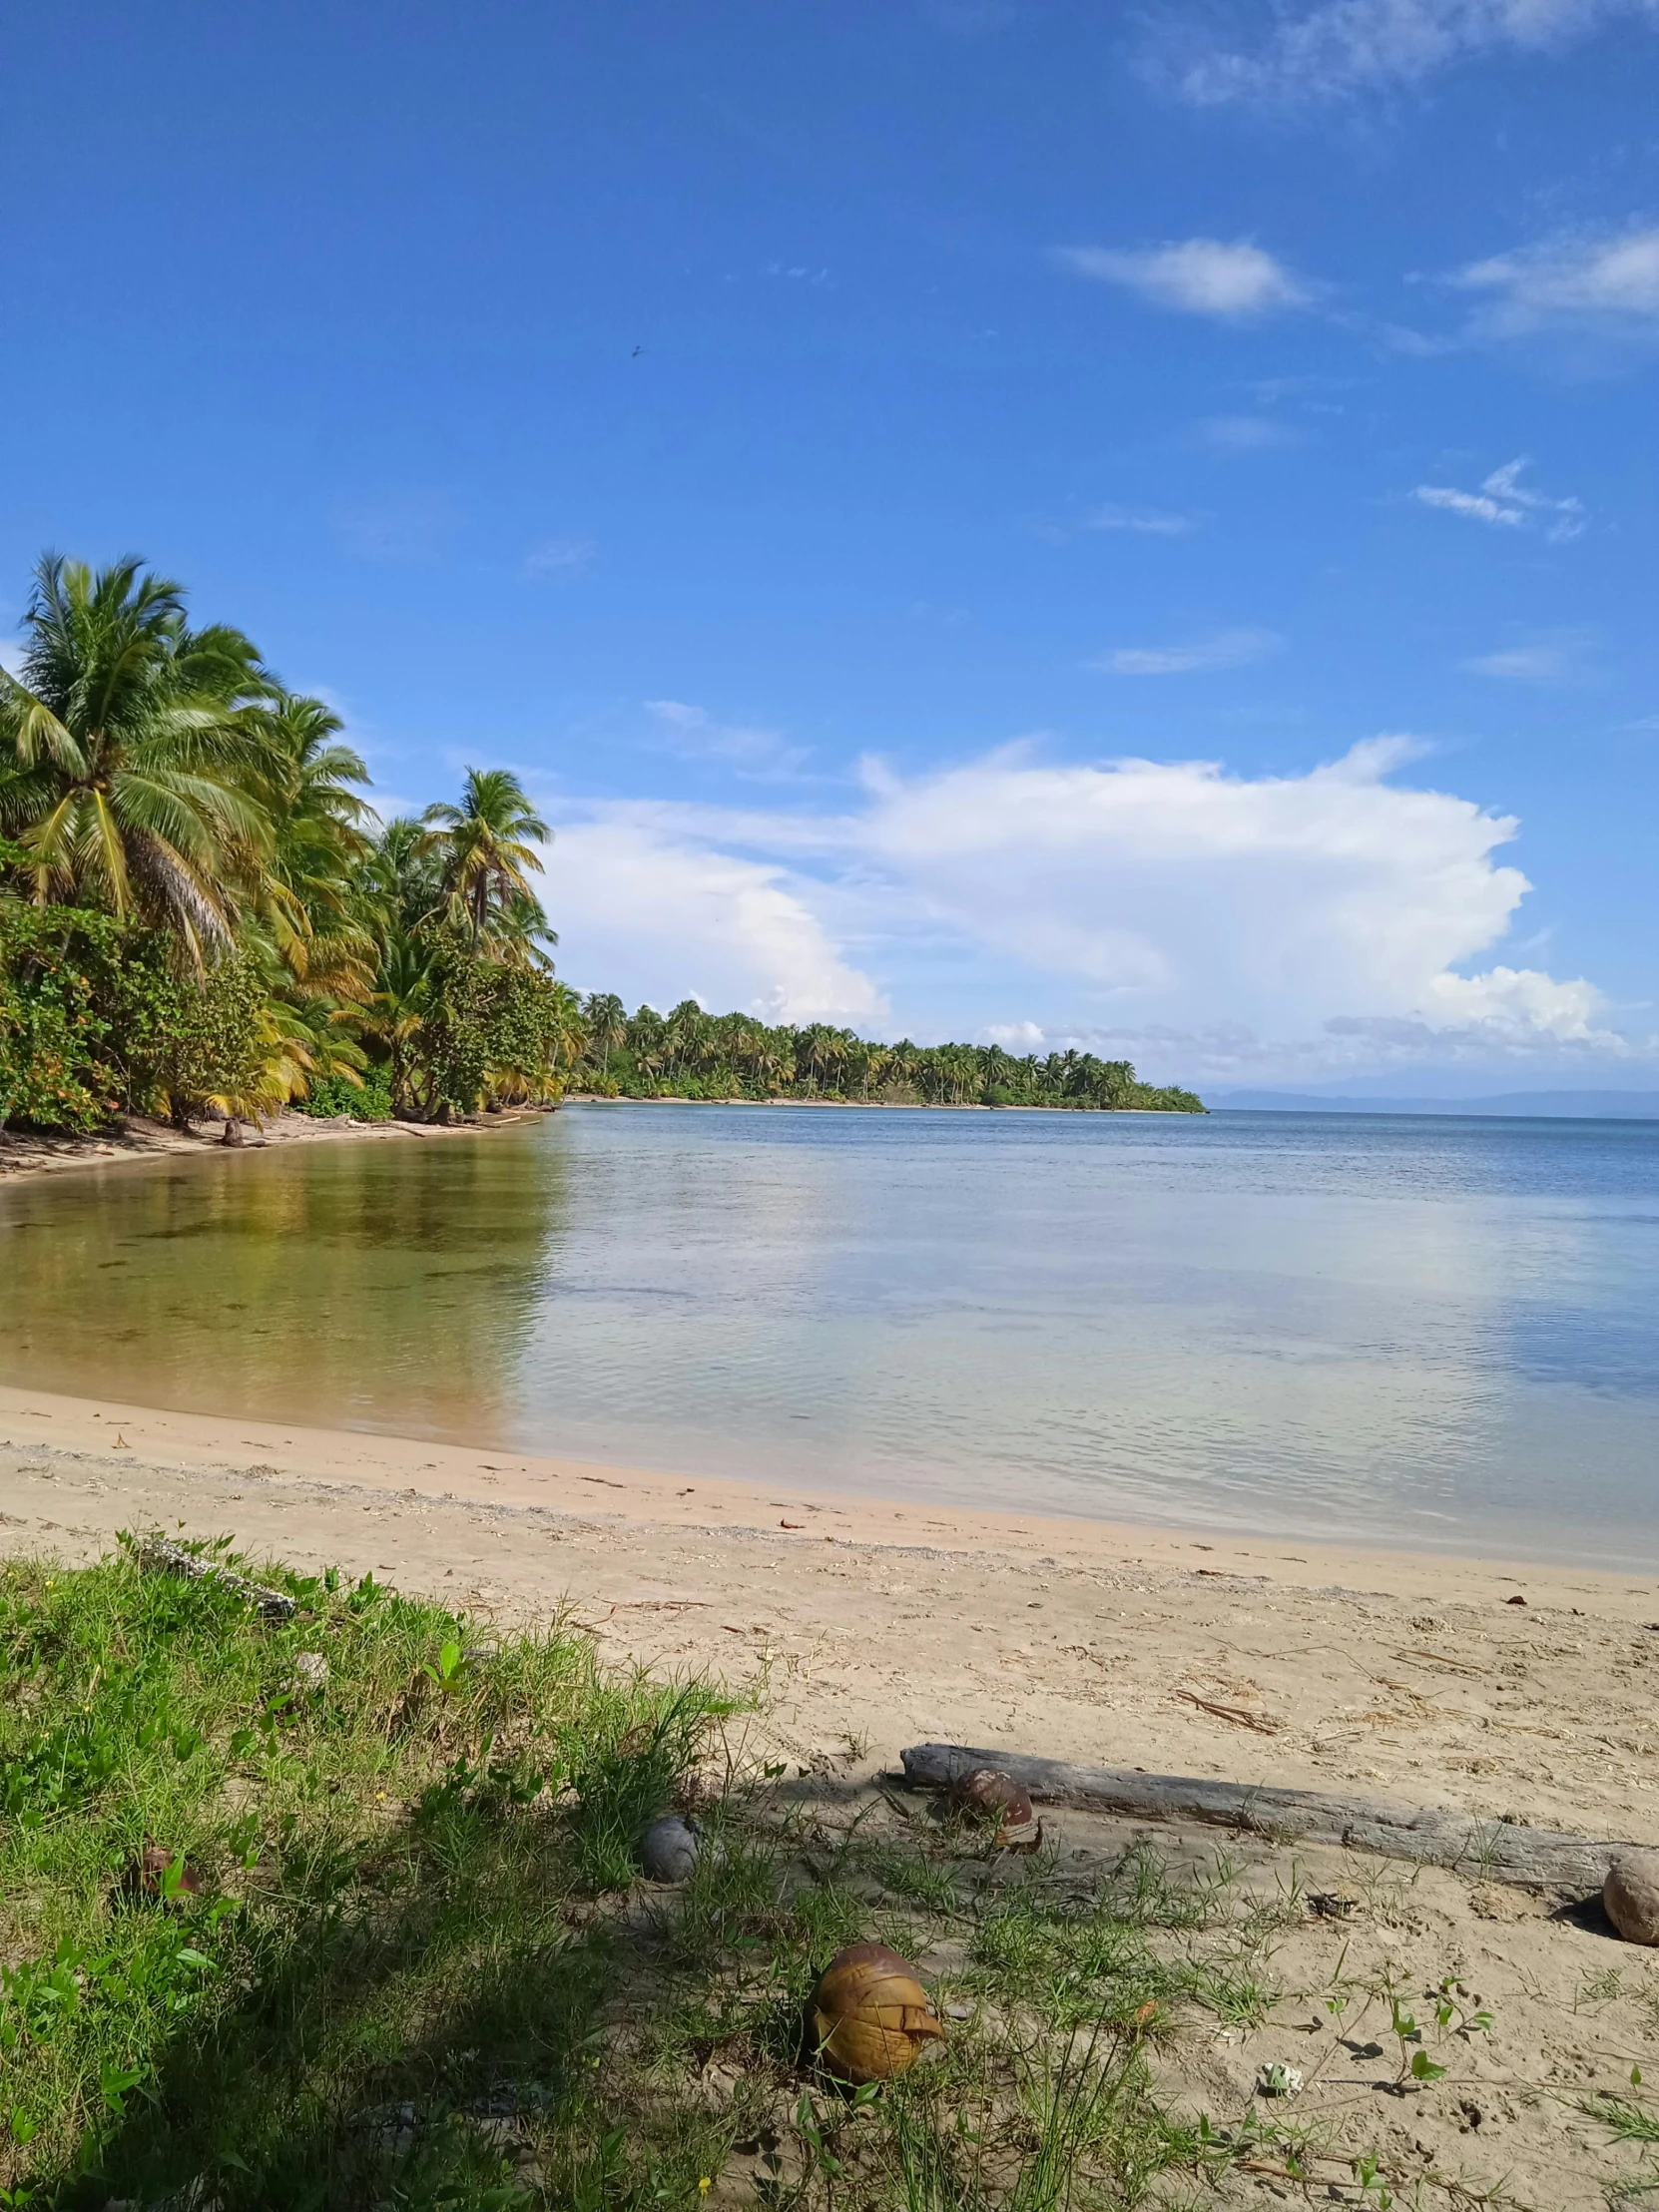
[2,1104,1656,1567]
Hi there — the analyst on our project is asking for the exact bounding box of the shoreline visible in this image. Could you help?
[4,1380,1657,1856]
[0,1103,548,1186]
[565,1092,1202,1114]
[0,1094,1202,1187]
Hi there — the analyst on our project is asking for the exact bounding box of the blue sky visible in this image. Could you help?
[4,0,1658,1091]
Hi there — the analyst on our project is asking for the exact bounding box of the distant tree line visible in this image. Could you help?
[570,997,1205,1112]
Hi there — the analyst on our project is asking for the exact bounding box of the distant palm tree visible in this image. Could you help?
[0,553,276,960]
[419,768,550,956]
[584,991,627,1072]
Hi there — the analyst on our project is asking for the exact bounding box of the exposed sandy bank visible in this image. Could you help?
[0,1104,547,1184]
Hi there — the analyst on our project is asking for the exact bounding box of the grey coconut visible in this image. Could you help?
[639,1814,701,1884]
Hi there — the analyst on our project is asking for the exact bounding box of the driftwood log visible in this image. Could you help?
[901,1742,1634,1893]
[136,1536,296,1621]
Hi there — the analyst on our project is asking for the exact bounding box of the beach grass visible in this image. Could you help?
[0,1540,1436,2208]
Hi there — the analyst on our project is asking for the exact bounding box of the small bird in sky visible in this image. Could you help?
[631,343,645,357]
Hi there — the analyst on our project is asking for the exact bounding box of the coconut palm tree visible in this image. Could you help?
[583,991,627,1073]
[418,768,550,957]
[255,692,376,996]
[0,554,278,960]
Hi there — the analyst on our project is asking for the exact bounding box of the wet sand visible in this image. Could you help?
[3,1381,1656,1849]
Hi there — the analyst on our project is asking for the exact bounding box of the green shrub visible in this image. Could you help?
[296,1067,394,1120]
[0,903,122,1134]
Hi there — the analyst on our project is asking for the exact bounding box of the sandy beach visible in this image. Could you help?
[5,1380,1656,1840]
[6,1387,1659,2200]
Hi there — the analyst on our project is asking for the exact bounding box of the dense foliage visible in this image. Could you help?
[0,557,582,1131]
[571,997,1205,1111]
[1,552,1201,1133]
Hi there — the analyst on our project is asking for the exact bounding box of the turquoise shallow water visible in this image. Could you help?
[2,1103,1656,1567]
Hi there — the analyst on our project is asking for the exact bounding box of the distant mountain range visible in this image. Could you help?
[1212,1089,1659,1120]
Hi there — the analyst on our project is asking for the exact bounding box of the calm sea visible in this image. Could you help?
[2,1104,1656,1567]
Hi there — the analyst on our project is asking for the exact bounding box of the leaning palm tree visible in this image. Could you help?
[418,768,550,957]
[0,554,277,961]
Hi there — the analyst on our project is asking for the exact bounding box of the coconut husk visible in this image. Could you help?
[122,1844,206,1906]
[811,1941,944,2083]
[947,1766,1043,1850]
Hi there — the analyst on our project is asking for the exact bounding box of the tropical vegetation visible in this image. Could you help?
[0,552,1201,1137]
[569,1002,1204,1111]
[0,555,582,1135]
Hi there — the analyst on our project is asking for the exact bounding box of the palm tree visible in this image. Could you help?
[584,991,627,1073]
[257,692,376,997]
[0,554,277,960]
[665,998,711,1076]
[418,768,550,957]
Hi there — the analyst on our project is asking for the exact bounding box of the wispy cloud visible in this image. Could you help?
[1448,226,1659,339]
[1412,457,1585,539]
[1159,0,1654,107]
[1052,239,1309,319]
[329,492,457,565]
[1461,634,1586,682]
[1082,503,1199,538]
[521,534,597,583]
[1193,414,1304,453]
[1093,627,1283,677]
[645,699,809,778]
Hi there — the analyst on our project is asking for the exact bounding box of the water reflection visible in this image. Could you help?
[0,1127,565,1440]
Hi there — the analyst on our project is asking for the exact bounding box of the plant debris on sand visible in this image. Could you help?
[2,1541,1658,2209]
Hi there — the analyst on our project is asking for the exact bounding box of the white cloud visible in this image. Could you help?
[1082,503,1198,537]
[1449,226,1659,337]
[1165,0,1655,107]
[544,736,1639,1079]
[1094,628,1282,677]
[1412,457,1584,538]
[1414,484,1523,527]
[1052,239,1308,318]
[645,699,809,777]
[549,815,886,1026]
[522,535,597,582]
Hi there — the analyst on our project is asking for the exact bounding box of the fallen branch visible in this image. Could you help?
[1174,1689,1281,1735]
[133,1536,296,1621]
[900,1742,1632,1892]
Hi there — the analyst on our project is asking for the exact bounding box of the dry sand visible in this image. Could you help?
[4,1382,1659,2201]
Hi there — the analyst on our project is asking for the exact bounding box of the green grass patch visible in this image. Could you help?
[1,1541,1308,2209]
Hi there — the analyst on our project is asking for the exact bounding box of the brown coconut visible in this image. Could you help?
[948,1766,1042,1849]
[123,1844,206,1906]
[811,1941,944,2083]
[1605,1849,1659,1945]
